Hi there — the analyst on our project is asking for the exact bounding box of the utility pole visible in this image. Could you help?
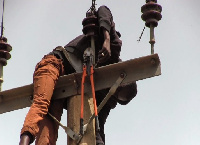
[67,94,96,145]
[0,37,12,91]
[0,54,161,144]
[141,0,162,54]
[0,0,12,91]
[0,0,163,144]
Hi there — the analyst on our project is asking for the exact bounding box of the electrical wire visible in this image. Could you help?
[1,0,5,38]
[137,26,146,42]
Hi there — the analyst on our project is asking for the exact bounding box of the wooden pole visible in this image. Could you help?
[67,94,96,145]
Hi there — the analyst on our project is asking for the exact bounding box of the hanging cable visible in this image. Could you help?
[137,26,146,42]
[1,0,5,38]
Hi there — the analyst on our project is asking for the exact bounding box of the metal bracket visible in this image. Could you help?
[48,112,82,142]
[48,72,126,144]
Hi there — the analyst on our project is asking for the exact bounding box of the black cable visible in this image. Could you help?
[137,26,146,42]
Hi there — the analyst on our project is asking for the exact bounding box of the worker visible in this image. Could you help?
[19,5,137,145]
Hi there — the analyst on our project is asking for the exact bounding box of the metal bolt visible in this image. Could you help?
[120,73,125,78]
[151,58,156,65]
[29,95,33,100]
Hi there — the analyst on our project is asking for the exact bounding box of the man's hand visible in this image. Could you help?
[98,29,111,64]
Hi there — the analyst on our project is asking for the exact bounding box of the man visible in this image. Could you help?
[19,6,137,145]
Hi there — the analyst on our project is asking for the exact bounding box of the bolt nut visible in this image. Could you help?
[151,58,156,65]
[120,73,125,78]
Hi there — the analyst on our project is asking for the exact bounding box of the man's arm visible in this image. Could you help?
[97,6,113,34]
[97,6,122,65]
[98,28,111,63]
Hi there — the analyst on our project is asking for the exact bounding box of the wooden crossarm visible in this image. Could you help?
[0,54,161,114]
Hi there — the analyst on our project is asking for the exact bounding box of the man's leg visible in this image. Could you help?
[96,90,118,145]
[35,99,64,145]
[20,55,64,144]
[98,102,115,145]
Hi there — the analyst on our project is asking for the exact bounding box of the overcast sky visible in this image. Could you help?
[0,0,200,145]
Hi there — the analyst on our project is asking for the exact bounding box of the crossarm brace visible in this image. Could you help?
[48,72,126,144]
[48,112,81,142]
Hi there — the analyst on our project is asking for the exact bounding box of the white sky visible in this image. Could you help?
[0,0,200,145]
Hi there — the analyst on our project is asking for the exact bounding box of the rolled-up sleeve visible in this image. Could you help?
[97,6,113,33]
